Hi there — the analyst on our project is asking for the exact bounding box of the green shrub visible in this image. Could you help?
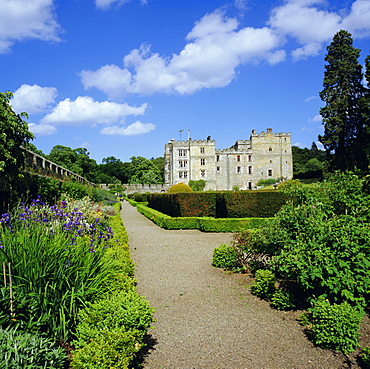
[257,178,277,187]
[61,181,88,199]
[361,346,370,367]
[188,179,206,191]
[0,328,66,369]
[270,288,296,310]
[251,269,276,299]
[168,182,193,193]
[73,290,154,349]
[71,328,142,369]
[212,244,239,270]
[309,297,364,354]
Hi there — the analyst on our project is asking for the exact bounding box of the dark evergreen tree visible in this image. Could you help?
[319,30,369,172]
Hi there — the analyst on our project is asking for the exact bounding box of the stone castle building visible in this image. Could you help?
[164,128,293,191]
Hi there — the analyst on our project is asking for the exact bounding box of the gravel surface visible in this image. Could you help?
[121,201,366,369]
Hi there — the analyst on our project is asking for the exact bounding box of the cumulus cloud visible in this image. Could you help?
[81,10,286,97]
[11,84,57,114]
[0,0,61,53]
[28,123,57,136]
[41,96,147,126]
[100,121,156,136]
[269,0,370,60]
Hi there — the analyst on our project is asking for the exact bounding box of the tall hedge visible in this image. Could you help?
[147,191,287,218]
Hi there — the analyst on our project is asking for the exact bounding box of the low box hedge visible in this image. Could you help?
[136,203,271,232]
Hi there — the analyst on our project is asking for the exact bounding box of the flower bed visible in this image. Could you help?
[0,197,154,368]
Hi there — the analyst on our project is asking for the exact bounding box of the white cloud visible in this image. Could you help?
[41,96,147,126]
[95,0,147,10]
[80,64,133,100]
[0,0,61,53]
[269,0,370,60]
[81,10,285,97]
[341,0,370,38]
[82,1,370,96]
[28,123,57,136]
[100,121,155,136]
[11,84,57,114]
[308,114,322,122]
[305,95,319,103]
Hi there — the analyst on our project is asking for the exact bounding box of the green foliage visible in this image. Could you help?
[309,297,364,354]
[292,144,325,178]
[136,203,271,232]
[270,288,296,310]
[71,204,154,368]
[62,180,89,199]
[0,91,34,212]
[0,328,66,369]
[217,191,287,218]
[257,178,277,187]
[73,290,154,348]
[212,244,239,270]
[71,328,141,369]
[361,346,370,366]
[319,30,369,172]
[129,156,163,184]
[168,182,193,193]
[235,173,370,312]
[128,192,148,202]
[251,270,276,299]
[188,179,206,191]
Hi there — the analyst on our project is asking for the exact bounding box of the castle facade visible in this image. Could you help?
[164,128,293,190]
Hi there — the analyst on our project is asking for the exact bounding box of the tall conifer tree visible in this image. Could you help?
[319,30,368,172]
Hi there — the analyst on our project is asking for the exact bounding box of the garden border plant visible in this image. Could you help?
[0,197,154,368]
[212,173,370,356]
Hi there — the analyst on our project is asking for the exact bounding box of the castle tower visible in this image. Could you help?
[164,129,293,191]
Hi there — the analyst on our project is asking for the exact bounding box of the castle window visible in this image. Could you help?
[178,149,187,157]
[179,171,188,179]
[248,155,252,162]
[184,171,188,178]
[200,147,205,153]
[237,155,240,162]
[237,166,241,174]
[216,155,220,162]
[179,160,188,168]
[268,169,273,177]
[216,166,220,172]
[248,166,252,174]
[200,158,206,165]
[269,147,273,152]
[200,169,206,177]
[179,172,183,179]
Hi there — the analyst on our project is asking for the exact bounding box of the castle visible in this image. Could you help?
[164,128,293,191]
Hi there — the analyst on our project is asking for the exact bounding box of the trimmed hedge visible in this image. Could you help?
[147,191,287,218]
[136,203,270,232]
[71,202,154,368]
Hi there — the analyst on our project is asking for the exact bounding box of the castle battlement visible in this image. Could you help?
[164,128,293,191]
[251,128,291,137]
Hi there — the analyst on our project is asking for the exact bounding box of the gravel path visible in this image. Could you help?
[120,201,356,369]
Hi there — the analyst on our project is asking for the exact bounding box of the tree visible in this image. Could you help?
[0,91,34,210]
[129,156,163,184]
[319,30,369,172]
[99,156,131,183]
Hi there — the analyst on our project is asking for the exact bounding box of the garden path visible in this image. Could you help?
[120,201,354,369]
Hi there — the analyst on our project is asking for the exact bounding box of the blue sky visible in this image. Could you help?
[1,0,370,163]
